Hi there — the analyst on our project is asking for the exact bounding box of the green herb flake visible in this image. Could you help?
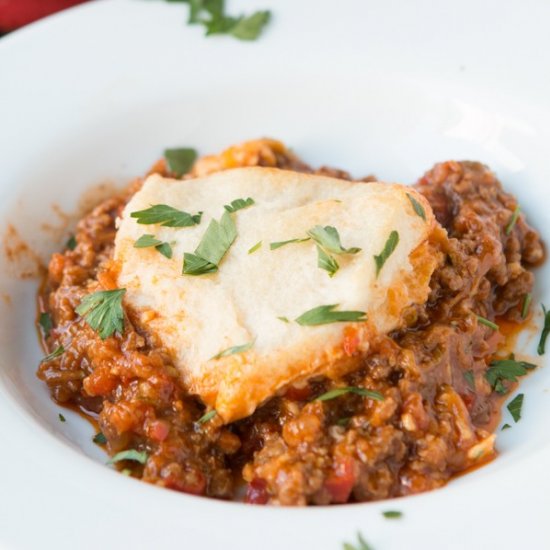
[224,197,255,213]
[295,304,367,326]
[343,532,373,550]
[196,410,217,425]
[406,193,427,221]
[521,293,532,320]
[93,432,107,445]
[41,345,65,363]
[270,237,310,250]
[107,449,148,465]
[39,312,53,338]
[155,242,173,259]
[336,417,351,427]
[248,241,262,254]
[307,225,361,256]
[505,205,521,235]
[211,340,254,360]
[316,245,340,277]
[538,304,550,356]
[485,357,536,394]
[382,510,403,519]
[75,289,126,340]
[464,370,475,390]
[277,316,290,323]
[182,211,237,275]
[374,230,399,277]
[164,147,197,177]
[66,235,77,250]
[477,315,499,331]
[230,10,271,40]
[58,413,66,422]
[314,386,384,402]
[130,204,202,228]
[501,423,511,431]
[507,393,524,423]
[134,234,173,259]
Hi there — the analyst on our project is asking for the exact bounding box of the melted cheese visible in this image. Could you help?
[114,167,443,422]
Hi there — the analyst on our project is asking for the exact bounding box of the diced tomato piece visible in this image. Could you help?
[343,327,360,356]
[324,457,356,504]
[165,470,206,496]
[148,420,170,442]
[245,478,269,505]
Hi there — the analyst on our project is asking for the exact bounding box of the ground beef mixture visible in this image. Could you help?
[37,139,544,505]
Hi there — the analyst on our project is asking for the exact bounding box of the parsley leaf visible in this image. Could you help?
[270,237,310,250]
[58,413,66,422]
[505,205,521,235]
[538,304,550,355]
[107,449,148,465]
[343,532,373,550]
[230,10,271,40]
[224,197,254,213]
[521,293,532,319]
[307,225,361,277]
[75,289,126,339]
[277,316,290,323]
[196,410,217,424]
[406,193,426,221]
[66,235,77,250]
[93,432,107,445]
[211,340,254,360]
[248,241,262,254]
[477,315,499,331]
[507,393,524,423]
[502,423,511,430]
[164,147,197,177]
[182,211,237,275]
[314,386,384,402]
[485,357,536,394]
[134,234,173,259]
[382,510,403,519]
[295,304,367,326]
[374,230,399,277]
[41,345,64,363]
[307,225,361,255]
[130,204,202,227]
[39,312,53,338]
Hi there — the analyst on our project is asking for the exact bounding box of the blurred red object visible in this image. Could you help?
[0,0,89,32]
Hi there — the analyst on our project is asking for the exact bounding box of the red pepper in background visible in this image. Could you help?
[0,0,89,33]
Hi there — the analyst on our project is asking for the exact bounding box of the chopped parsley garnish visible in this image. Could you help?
[485,357,536,394]
[343,532,373,550]
[181,0,271,41]
[75,289,126,339]
[502,424,511,430]
[270,237,310,250]
[196,410,217,425]
[374,230,399,277]
[295,304,367,326]
[463,370,475,390]
[477,315,499,331]
[505,205,521,235]
[382,510,403,519]
[41,345,64,363]
[211,340,254,360]
[182,211,237,275]
[66,234,77,250]
[224,197,255,213]
[130,204,202,227]
[521,293,532,320]
[39,312,53,338]
[507,393,524,423]
[93,432,107,445]
[538,304,550,355]
[307,225,361,277]
[314,386,384,402]
[58,413,66,422]
[406,193,426,221]
[164,147,197,177]
[107,449,148,465]
[277,316,290,323]
[248,241,262,254]
[134,234,173,259]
